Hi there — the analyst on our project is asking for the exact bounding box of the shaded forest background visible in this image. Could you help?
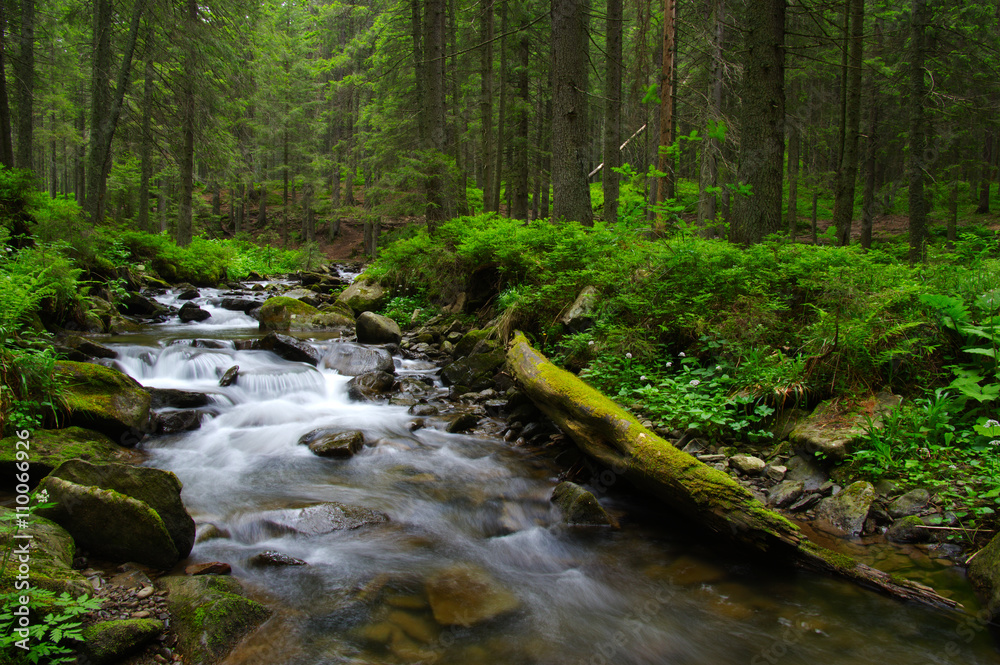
[2,0,1000,257]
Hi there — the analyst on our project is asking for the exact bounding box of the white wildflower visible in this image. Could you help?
[626,353,632,359]
[986,419,1000,428]
[678,352,686,357]
[689,380,701,387]
[36,489,50,504]
[588,340,595,346]
[665,361,673,368]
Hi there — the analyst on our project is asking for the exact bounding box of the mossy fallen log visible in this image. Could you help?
[506,332,958,610]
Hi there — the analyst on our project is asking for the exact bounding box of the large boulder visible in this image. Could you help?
[36,476,180,569]
[0,427,141,489]
[815,481,876,537]
[253,332,322,366]
[162,575,271,665]
[79,619,165,665]
[48,459,195,558]
[452,329,497,359]
[356,311,403,344]
[551,482,617,527]
[257,296,320,331]
[969,532,1000,622]
[178,302,212,323]
[336,278,387,314]
[559,286,601,333]
[54,361,152,444]
[425,565,520,627]
[147,387,211,409]
[346,371,396,401]
[0,507,90,596]
[440,350,506,390]
[251,502,389,536]
[322,343,395,376]
[788,393,901,462]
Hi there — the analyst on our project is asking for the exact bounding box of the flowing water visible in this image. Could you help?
[106,287,999,665]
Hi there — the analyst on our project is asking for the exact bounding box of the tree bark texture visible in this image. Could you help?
[177,0,196,246]
[602,0,622,224]
[14,0,33,171]
[655,0,676,222]
[0,2,14,168]
[730,0,785,245]
[908,0,929,263]
[507,333,959,611]
[423,0,447,231]
[833,0,865,246]
[698,0,724,232]
[550,0,592,226]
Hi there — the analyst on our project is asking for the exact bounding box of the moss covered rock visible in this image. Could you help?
[336,278,387,314]
[0,427,141,490]
[0,507,90,596]
[49,459,195,558]
[815,481,876,537]
[79,619,164,665]
[54,361,151,445]
[162,575,271,664]
[551,481,617,527]
[36,476,180,569]
[258,296,320,331]
[452,329,497,359]
[969,532,1000,621]
[788,393,901,462]
[356,311,403,344]
[440,350,505,389]
[426,565,520,627]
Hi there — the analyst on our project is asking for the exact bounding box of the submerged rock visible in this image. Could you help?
[162,575,271,665]
[247,551,307,567]
[426,564,520,627]
[299,429,365,458]
[78,618,165,665]
[252,502,389,537]
[179,302,212,322]
[551,481,617,527]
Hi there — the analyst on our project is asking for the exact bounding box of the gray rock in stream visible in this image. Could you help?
[253,332,323,365]
[322,343,394,376]
[148,387,211,409]
[245,503,389,538]
[551,482,618,527]
[815,480,876,537]
[299,429,365,458]
[347,371,396,401]
[356,311,403,345]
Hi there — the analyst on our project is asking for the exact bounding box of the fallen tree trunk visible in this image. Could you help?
[507,332,959,610]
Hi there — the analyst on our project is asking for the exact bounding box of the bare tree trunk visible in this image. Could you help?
[908,0,929,263]
[977,129,994,214]
[176,0,196,247]
[550,0,592,225]
[139,54,153,232]
[14,0,33,170]
[492,0,508,213]
[698,0,724,233]
[654,0,677,224]
[731,0,785,244]
[833,0,865,246]
[787,125,799,238]
[423,0,447,231]
[479,1,495,210]
[0,2,13,167]
[602,0,622,224]
[510,20,530,221]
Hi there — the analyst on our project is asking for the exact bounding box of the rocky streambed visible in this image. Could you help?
[2,270,999,664]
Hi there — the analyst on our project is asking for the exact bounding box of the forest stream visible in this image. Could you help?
[98,284,1000,665]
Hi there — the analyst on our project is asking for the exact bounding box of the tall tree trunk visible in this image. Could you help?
[907,0,929,263]
[177,0,196,246]
[511,20,530,221]
[85,0,146,225]
[479,0,494,210]
[0,2,13,168]
[492,0,508,213]
[698,0,724,233]
[787,125,799,238]
[258,184,267,227]
[833,0,864,246]
[411,0,426,145]
[550,0,592,225]
[139,54,153,232]
[602,0,622,224]
[977,129,994,214]
[423,0,447,231]
[14,0,33,170]
[730,0,785,245]
[655,0,677,224]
